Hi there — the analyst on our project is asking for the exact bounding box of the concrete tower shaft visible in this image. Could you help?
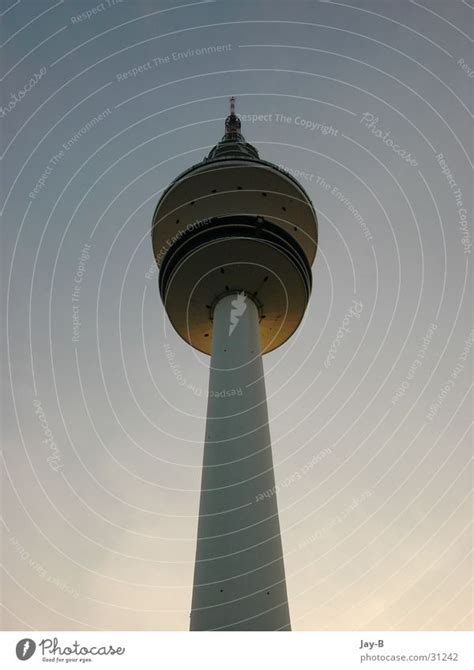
[190,294,291,630]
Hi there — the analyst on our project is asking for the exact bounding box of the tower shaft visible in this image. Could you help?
[190,294,291,631]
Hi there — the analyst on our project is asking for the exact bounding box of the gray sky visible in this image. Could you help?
[1,0,472,631]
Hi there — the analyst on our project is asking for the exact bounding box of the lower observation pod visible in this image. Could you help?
[190,292,291,631]
[159,215,312,355]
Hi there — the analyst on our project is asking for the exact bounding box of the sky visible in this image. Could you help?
[1,0,472,631]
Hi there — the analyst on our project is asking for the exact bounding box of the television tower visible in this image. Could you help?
[151,98,318,630]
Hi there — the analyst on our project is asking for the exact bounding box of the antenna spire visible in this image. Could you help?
[224,95,241,137]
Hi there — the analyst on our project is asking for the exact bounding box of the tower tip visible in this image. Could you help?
[225,95,241,136]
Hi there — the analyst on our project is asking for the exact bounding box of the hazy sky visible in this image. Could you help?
[1,0,472,631]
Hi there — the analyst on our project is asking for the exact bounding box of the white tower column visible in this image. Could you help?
[190,293,291,631]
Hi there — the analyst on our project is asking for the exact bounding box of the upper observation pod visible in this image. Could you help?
[151,97,318,355]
